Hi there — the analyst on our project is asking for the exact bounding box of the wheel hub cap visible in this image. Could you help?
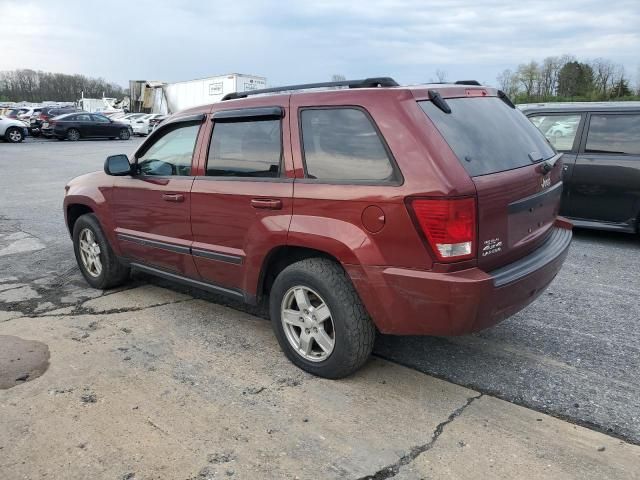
[281,286,335,362]
[78,228,102,277]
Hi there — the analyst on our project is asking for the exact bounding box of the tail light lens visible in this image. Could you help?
[410,198,477,262]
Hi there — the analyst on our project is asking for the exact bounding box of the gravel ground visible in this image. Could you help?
[1,136,638,444]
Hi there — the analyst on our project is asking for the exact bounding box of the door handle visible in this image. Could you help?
[162,193,185,203]
[251,198,282,210]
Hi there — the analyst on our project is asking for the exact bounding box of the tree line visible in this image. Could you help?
[0,69,126,103]
[497,56,639,103]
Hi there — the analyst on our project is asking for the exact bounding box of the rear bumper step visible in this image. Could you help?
[489,226,572,287]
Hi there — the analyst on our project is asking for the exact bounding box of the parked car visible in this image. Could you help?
[147,115,167,132]
[113,113,148,128]
[64,78,572,378]
[5,108,30,119]
[34,107,82,137]
[0,115,29,142]
[520,102,640,233]
[44,112,131,141]
[132,114,165,136]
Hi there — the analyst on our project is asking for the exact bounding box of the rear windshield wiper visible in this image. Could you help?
[538,153,562,174]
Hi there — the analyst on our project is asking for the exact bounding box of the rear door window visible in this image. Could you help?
[528,114,582,151]
[419,98,556,177]
[585,114,640,155]
[300,108,397,183]
[206,119,282,177]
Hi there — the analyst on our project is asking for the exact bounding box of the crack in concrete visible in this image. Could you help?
[35,298,196,318]
[1,298,196,324]
[357,393,483,480]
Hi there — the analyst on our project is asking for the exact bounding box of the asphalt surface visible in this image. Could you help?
[1,136,639,445]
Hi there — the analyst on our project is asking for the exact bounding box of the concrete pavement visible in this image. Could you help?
[1,285,638,479]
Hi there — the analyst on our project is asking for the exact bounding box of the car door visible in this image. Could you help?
[75,113,94,136]
[190,100,294,299]
[110,114,206,276]
[527,112,586,215]
[90,114,113,137]
[564,112,640,226]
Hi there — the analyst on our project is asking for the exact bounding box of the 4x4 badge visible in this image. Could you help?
[482,238,503,256]
[541,176,552,190]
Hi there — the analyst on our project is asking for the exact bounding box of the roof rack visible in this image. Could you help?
[221,77,399,101]
[455,80,482,86]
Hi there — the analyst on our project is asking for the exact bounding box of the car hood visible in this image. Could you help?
[65,170,112,193]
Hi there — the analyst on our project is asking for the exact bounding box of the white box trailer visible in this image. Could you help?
[163,74,267,113]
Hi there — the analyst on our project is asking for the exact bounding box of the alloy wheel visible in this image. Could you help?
[281,286,335,362]
[8,128,22,142]
[78,228,103,278]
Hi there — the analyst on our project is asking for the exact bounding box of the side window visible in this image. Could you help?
[91,115,110,123]
[528,114,582,151]
[206,119,281,177]
[137,123,200,176]
[300,108,396,182]
[76,114,92,122]
[585,114,640,155]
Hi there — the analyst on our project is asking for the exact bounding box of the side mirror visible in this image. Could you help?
[104,154,132,176]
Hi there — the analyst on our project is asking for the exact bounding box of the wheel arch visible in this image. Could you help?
[66,203,94,235]
[254,245,344,303]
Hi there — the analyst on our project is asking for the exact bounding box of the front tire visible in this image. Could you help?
[269,258,375,379]
[5,127,24,143]
[73,213,130,289]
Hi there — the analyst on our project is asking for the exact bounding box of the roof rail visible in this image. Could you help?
[221,77,399,101]
[455,80,482,86]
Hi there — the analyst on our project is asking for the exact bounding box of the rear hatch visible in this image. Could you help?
[419,94,562,271]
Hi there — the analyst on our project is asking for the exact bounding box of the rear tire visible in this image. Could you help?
[119,128,130,140]
[72,213,130,289]
[269,258,375,379]
[66,128,80,141]
[5,127,24,143]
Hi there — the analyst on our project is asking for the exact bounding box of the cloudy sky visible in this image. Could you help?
[1,0,639,88]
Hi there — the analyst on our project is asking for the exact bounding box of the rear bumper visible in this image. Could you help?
[347,222,572,336]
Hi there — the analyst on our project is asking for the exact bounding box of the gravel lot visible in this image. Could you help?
[1,136,639,445]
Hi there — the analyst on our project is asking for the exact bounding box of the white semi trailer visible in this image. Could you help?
[163,74,267,113]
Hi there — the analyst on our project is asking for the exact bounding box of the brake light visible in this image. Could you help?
[410,198,477,262]
[465,89,488,97]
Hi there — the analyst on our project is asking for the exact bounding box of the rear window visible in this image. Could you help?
[419,98,555,177]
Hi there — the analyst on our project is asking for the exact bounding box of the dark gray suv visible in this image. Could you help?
[520,102,640,234]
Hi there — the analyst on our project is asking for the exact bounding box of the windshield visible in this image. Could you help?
[419,97,555,177]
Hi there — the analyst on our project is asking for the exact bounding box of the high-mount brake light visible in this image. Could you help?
[410,198,477,262]
[465,89,488,97]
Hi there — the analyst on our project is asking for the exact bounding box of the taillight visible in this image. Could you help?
[410,197,477,262]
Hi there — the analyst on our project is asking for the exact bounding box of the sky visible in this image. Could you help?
[1,0,639,89]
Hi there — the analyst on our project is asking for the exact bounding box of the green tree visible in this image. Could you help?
[557,61,594,97]
[611,77,632,97]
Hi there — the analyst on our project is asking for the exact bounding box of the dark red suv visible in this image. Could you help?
[64,78,572,378]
